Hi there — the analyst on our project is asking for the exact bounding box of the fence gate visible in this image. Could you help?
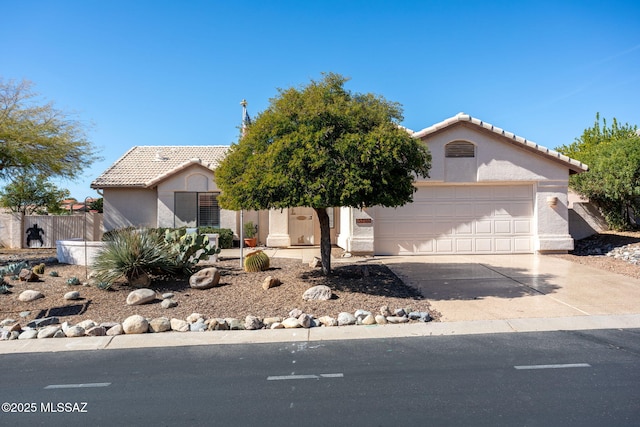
[24,215,87,249]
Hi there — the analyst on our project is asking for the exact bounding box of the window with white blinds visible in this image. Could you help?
[174,192,220,228]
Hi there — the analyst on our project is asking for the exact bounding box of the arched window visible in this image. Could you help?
[445,141,475,158]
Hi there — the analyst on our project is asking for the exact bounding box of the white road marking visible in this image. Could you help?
[44,382,111,389]
[514,363,591,370]
[267,373,344,381]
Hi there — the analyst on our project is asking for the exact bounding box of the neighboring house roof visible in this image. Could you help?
[91,146,229,189]
[411,112,588,174]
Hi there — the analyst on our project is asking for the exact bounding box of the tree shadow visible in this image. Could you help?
[381,261,561,301]
[300,263,425,300]
[35,301,91,319]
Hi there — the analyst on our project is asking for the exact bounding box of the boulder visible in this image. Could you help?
[302,285,333,301]
[309,257,322,268]
[19,269,39,282]
[317,316,338,327]
[337,312,357,326]
[149,317,171,333]
[386,316,409,324]
[281,317,301,328]
[380,305,392,317]
[226,318,244,330]
[189,267,221,290]
[64,291,81,301]
[289,308,303,318]
[18,290,44,302]
[170,318,189,332]
[126,288,156,306]
[262,317,282,328]
[262,276,281,290]
[161,299,178,309]
[298,313,313,328]
[86,326,106,336]
[186,313,205,324]
[18,329,38,340]
[375,315,388,325]
[361,314,377,325]
[37,325,61,339]
[190,321,207,332]
[76,319,96,330]
[245,315,263,330]
[122,315,149,334]
[106,324,123,336]
[65,326,86,338]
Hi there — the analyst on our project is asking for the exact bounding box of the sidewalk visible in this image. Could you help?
[2,250,640,354]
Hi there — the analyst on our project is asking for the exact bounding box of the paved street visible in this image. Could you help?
[2,329,639,426]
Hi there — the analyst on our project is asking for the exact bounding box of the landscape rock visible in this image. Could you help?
[361,314,377,325]
[227,318,244,330]
[289,308,303,318]
[262,276,281,290]
[128,272,151,288]
[337,312,357,326]
[126,288,156,306]
[408,311,431,322]
[190,321,207,332]
[106,324,123,336]
[19,269,39,282]
[298,313,313,328]
[262,317,282,328]
[161,299,178,309]
[302,285,333,301]
[53,330,66,338]
[270,322,284,329]
[76,319,96,330]
[375,315,388,324]
[1,318,16,326]
[386,316,409,324]
[27,317,59,328]
[0,330,10,340]
[186,313,205,324]
[149,317,171,333]
[317,316,338,327]
[7,322,21,333]
[170,318,189,332]
[37,325,61,339]
[380,305,392,317]
[355,309,372,322]
[244,315,263,330]
[65,326,86,337]
[122,315,149,334]
[207,318,229,331]
[18,289,44,302]
[162,292,174,299]
[281,317,301,328]
[86,326,106,336]
[18,329,38,340]
[64,291,81,300]
[100,322,120,330]
[189,267,221,289]
[309,257,322,268]
[394,308,407,317]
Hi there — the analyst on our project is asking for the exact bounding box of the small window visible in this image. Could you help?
[445,141,475,158]
[175,192,220,228]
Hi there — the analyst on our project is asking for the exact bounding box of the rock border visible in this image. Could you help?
[0,305,432,341]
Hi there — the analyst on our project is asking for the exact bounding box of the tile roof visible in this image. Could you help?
[91,146,229,188]
[412,112,589,173]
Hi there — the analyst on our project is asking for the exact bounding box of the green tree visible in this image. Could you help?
[216,73,432,275]
[557,114,640,229]
[0,78,99,180]
[0,173,70,215]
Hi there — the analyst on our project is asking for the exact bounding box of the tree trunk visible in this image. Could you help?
[314,207,332,276]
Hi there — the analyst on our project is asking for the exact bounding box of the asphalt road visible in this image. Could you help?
[1,329,639,426]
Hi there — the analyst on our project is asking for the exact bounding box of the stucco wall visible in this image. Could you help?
[103,188,158,231]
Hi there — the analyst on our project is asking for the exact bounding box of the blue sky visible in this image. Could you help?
[2,0,639,200]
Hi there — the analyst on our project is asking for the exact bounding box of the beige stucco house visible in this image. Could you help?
[91,113,587,255]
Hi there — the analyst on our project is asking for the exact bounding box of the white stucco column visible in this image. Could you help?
[266,209,291,247]
[535,181,574,252]
[337,207,374,254]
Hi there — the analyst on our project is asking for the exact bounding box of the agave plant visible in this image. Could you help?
[91,228,178,286]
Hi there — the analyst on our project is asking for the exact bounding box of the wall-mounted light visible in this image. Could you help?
[546,196,558,207]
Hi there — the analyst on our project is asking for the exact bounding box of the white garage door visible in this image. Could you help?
[374,185,534,255]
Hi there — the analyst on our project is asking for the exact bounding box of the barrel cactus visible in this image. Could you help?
[33,263,46,274]
[244,250,270,272]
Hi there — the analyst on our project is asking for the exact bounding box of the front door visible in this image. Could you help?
[289,207,314,245]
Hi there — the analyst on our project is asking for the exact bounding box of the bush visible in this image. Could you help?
[92,228,178,286]
[198,227,234,249]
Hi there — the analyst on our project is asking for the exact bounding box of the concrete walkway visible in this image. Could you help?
[2,250,640,354]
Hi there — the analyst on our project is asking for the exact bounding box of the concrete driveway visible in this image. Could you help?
[379,254,640,322]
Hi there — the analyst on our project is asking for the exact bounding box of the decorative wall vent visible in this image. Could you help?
[445,141,475,158]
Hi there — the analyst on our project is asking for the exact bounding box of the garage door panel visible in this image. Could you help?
[374,185,534,255]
